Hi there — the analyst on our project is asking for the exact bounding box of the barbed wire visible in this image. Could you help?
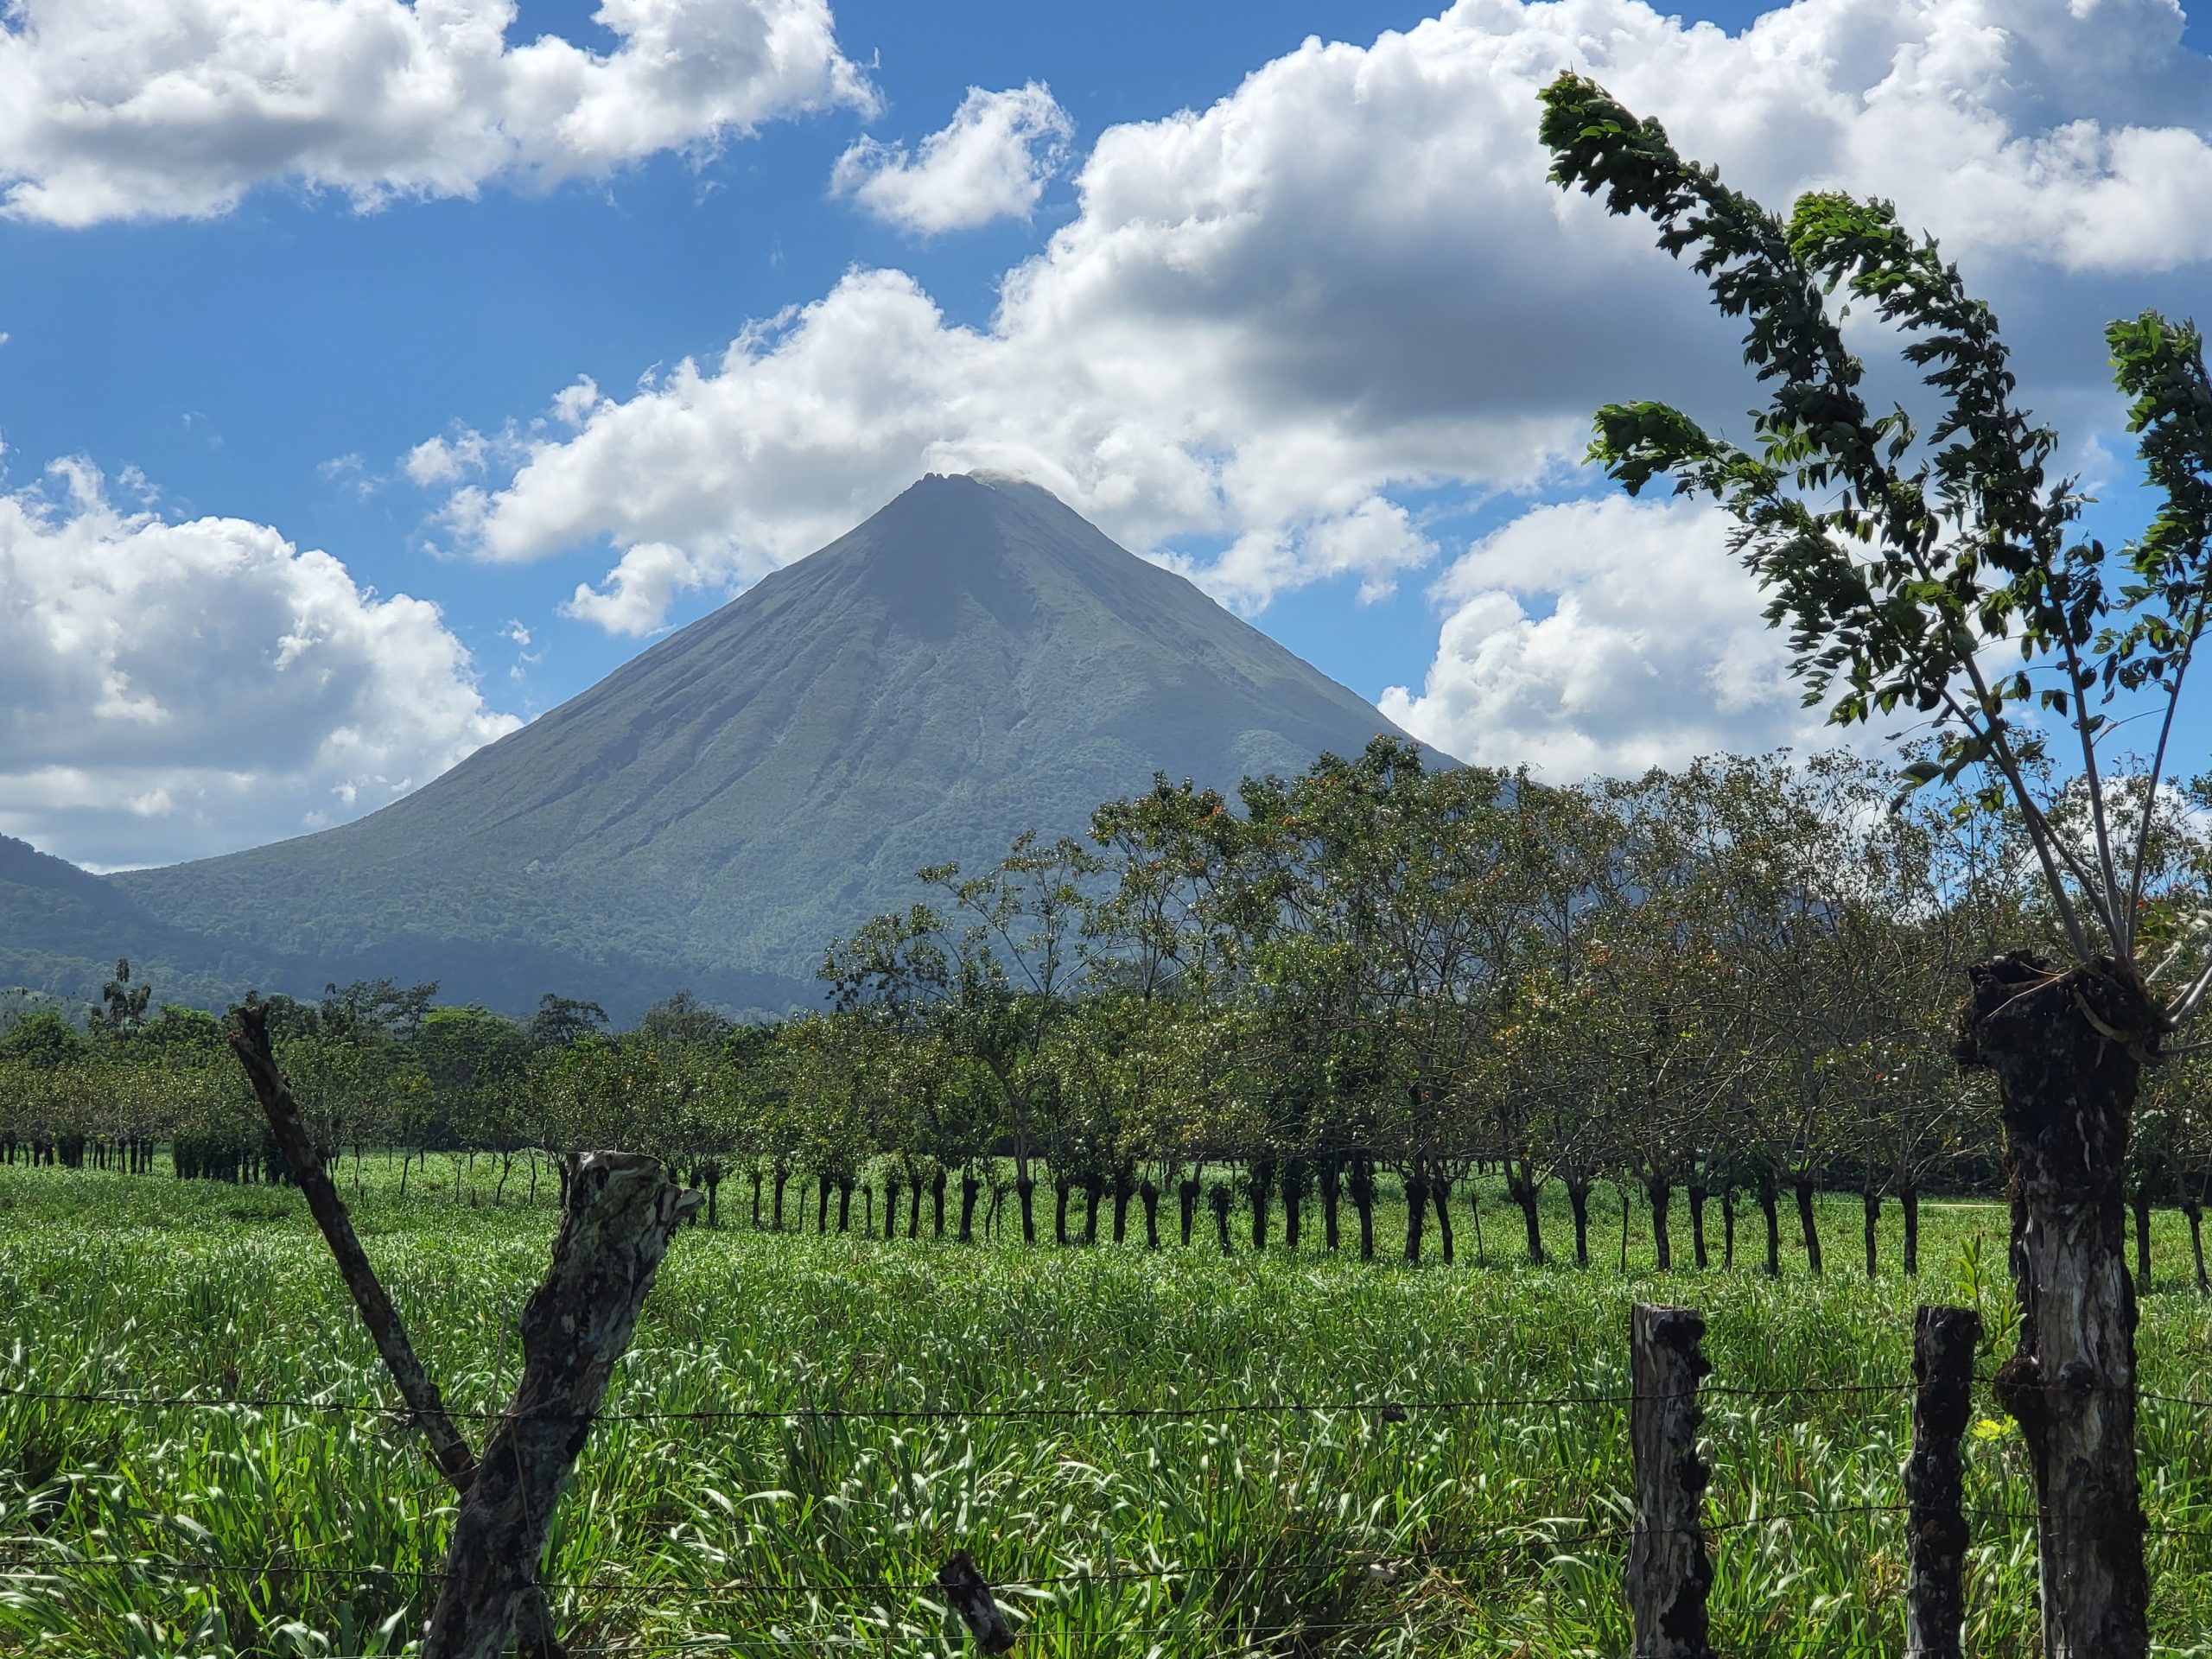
[0,1376,1911,1427]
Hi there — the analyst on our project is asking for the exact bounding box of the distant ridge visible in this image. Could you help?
[69,474,1448,1017]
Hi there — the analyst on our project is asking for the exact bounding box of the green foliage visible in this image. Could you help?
[1538,72,2212,980]
[92,958,150,1035]
[0,1009,86,1071]
[527,992,607,1049]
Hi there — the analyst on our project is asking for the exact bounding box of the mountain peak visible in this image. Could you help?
[108,482,1442,1016]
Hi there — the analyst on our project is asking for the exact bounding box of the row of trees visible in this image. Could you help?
[8,741,2210,1285]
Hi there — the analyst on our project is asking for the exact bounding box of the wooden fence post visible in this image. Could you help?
[1905,1305,1980,1659]
[227,1001,569,1659]
[421,1153,702,1659]
[1627,1303,1713,1659]
[938,1549,1017,1652]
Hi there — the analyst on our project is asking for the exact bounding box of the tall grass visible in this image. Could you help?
[3,1163,2212,1656]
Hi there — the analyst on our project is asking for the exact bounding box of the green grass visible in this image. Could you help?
[3,1160,2212,1656]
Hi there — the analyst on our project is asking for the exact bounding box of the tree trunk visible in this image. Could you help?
[1510,1168,1544,1265]
[1211,1184,1233,1254]
[958,1173,980,1243]
[1431,1177,1454,1266]
[1320,1159,1343,1254]
[1758,1175,1782,1279]
[1793,1176,1823,1275]
[1249,1162,1271,1252]
[1351,1158,1376,1262]
[421,1154,699,1659]
[1687,1178,1708,1270]
[1017,1178,1037,1246]
[1904,1305,1980,1659]
[1083,1180,1102,1247]
[1140,1179,1160,1249]
[1403,1175,1429,1265]
[1112,1166,1134,1244]
[1721,1185,1737,1270]
[836,1178,854,1234]
[1646,1173,1673,1272]
[932,1169,948,1240]
[815,1173,830,1234]
[909,1176,922,1241]
[771,1169,787,1230]
[226,1003,572,1659]
[1903,1182,1921,1277]
[1625,1304,1713,1658]
[1179,1178,1199,1248]
[1052,1177,1071,1247]
[1864,1185,1881,1280]
[1959,950,2149,1659]
[2184,1196,2208,1294]
[1281,1162,1304,1254]
[1567,1176,1592,1269]
[884,1178,900,1242]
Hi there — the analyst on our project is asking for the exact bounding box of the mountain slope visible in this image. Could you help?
[108,474,1444,1016]
[0,835,283,1010]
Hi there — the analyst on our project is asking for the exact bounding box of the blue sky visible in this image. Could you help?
[3,0,2211,868]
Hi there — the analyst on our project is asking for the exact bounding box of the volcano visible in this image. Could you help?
[96,474,1443,1016]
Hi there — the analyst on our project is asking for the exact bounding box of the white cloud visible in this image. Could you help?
[0,459,519,868]
[404,430,491,487]
[427,0,2212,633]
[1378,495,1827,776]
[561,540,741,636]
[0,0,874,226]
[832,82,1073,234]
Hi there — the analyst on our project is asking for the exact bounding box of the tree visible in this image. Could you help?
[1540,74,2212,1654]
[638,989,734,1051]
[321,978,439,1045]
[825,831,1099,1247]
[418,1007,534,1200]
[92,958,151,1035]
[529,993,608,1049]
[0,1009,86,1070]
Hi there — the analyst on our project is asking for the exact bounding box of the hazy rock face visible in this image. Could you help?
[95,474,1436,1016]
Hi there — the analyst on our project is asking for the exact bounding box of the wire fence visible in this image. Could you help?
[13,1354,2212,1652]
[0,1376,1918,1424]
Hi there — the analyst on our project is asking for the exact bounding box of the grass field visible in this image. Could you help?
[4,1160,2212,1656]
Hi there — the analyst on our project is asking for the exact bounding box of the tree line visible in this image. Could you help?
[6,739,2209,1285]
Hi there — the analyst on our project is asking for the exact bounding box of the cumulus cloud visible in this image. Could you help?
[831,82,1073,234]
[0,460,519,868]
[1377,496,1827,776]
[0,0,874,226]
[561,540,743,636]
[404,430,491,487]
[425,0,2212,623]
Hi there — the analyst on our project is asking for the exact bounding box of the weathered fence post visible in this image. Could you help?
[938,1549,1017,1652]
[1627,1303,1713,1659]
[227,1000,569,1659]
[421,1153,702,1659]
[1905,1304,1980,1659]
